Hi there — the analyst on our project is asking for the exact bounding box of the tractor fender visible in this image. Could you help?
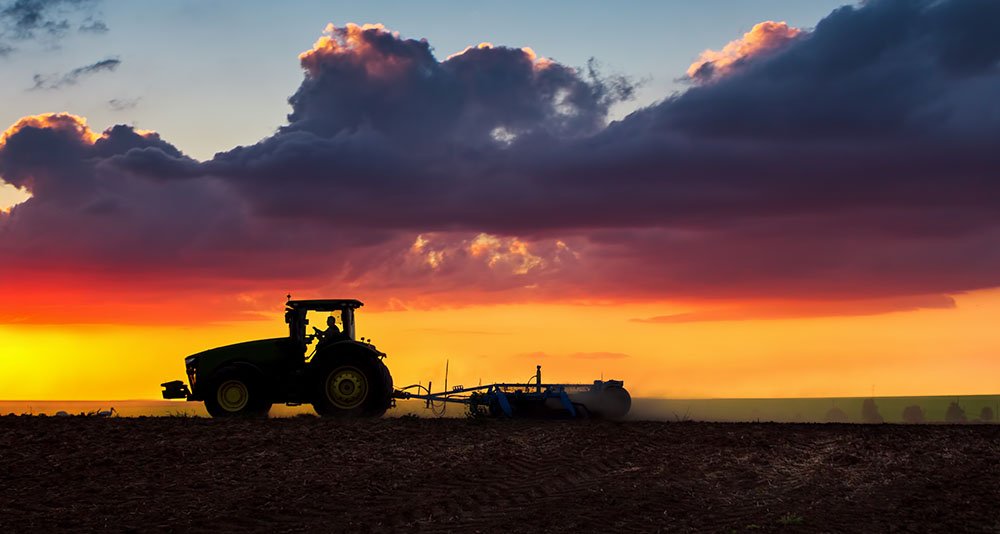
[310,340,382,368]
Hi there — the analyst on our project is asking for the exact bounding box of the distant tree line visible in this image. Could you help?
[823,399,996,424]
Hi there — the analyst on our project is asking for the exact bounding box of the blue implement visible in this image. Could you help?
[394,365,630,419]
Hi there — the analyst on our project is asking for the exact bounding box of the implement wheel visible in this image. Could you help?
[203,365,272,418]
[313,353,392,418]
[590,385,631,420]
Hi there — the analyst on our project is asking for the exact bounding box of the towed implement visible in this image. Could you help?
[162,297,629,419]
[397,365,630,419]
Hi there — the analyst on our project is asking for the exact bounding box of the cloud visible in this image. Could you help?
[0,113,383,322]
[686,21,802,83]
[1,111,98,144]
[31,56,119,89]
[202,1,1000,305]
[107,97,139,111]
[3,0,1000,323]
[0,0,106,53]
[77,17,105,33]
[633,295,958,324]
[281,23,632,144]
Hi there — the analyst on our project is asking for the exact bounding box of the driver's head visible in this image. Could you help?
[327,315,337,327]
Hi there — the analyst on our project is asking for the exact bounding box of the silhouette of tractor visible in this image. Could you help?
[163,297,632,419]
[161,298,392,418]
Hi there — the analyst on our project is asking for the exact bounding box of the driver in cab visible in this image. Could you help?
[314,315,343,347]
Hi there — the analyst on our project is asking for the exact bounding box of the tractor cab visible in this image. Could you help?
[285,298,364,350]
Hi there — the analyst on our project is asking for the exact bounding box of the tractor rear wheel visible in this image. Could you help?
[203,365,272,418]
[312,353,393,418]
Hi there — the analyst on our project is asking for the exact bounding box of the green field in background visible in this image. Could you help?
[629,395,1000,423]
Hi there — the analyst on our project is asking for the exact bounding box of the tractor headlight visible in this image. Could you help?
[184,357,198,388]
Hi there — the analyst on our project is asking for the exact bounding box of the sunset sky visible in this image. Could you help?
[2,0,1000,400]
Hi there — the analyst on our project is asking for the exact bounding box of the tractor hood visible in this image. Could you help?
[187,337,298,387]
[188,337,288,361]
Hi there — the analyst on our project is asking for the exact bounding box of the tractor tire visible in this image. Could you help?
[312,353,393,418]
[203,365,272,418]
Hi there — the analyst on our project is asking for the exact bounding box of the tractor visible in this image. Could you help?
[161,298,393,418]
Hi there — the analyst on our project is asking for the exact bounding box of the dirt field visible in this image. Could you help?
[2,417,999,532]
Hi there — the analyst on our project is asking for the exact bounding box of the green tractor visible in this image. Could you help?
[161,298,393,418]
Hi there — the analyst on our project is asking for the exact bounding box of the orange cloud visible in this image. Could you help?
[520,46,554,70]
[687,21,802,82]
[0,112,100,147]
[0,113,167,154]
[408,232,550,276]
[446,42,494,60]
[299,23,415,79]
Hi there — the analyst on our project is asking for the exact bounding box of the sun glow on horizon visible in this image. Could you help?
[3,290,1000,401]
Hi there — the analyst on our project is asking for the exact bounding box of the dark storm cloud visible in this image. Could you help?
[656,0,1000,140]
[281,24,632,144]
[0,115,322,286]
[31,56,119,89]
[208,2,1000,233]
[3,0,1000,314]
[0,115,185,196]
[208,24,635,225]
[217,2,1000,301]
[0,113,399,316]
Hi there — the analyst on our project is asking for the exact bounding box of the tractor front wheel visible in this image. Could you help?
[312,354,392,418]
[203,365,272,418]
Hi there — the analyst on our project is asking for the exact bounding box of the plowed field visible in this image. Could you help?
[2,417,998,532]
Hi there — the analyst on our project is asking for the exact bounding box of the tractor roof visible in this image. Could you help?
[286,299,364,311]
